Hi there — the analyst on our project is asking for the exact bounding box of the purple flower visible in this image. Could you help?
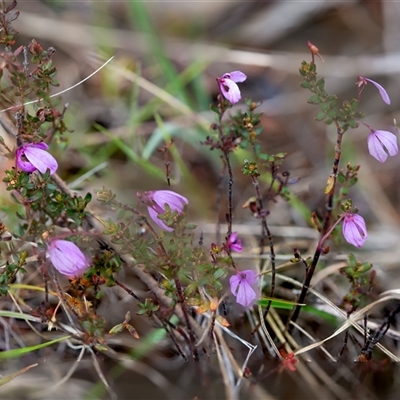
[367,129,398,163]
[358,76,391,105]
[227,232,243,252]
[137,190,188,232]
[48,239,89,276]
[342,213,367,248]
[217,71,247,104]
[16,142,58,175]
[229,269,257,307]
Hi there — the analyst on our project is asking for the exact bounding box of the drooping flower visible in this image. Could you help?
[229,269,257,307]
[48,239,89,276]
[357,76,391,105]
[216,71,247,104]
[342,213,367,248]
[16,142,58,175]
[367,128,398,163]
[227,232,243,252]
[137,190,188,232]
[307,41,324,63]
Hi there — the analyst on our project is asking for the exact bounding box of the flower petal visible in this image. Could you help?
[23,145,58,174]
[352,214,367,235]
[241,269,257,285]
[225,71,247,83]
[375,130,398,156]
[152,190,188,213]
[364,78,391,105]
[229,270,258,306]
[229,274,241,296]
[138,190,188,232]
[31,142,49,151]
[342,214,367,247]
[147,206,174,232]
[368,130,398,163]
[16,147,37,172]
[368,132,388,163]
[48,240,88,276]
[227,232,243,252]
[220,79,241,104]
[235,281,256,307]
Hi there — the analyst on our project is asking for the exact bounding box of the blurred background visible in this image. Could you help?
[1,0,400,399]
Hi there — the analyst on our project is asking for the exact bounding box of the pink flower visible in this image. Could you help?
[342,213,367,248]
[217,71,247,104]
[357,76,391,105]
[229,269,257,307]
[227,232,243,252]
[137,190,188,232]
[16,142,58,175]
[367,129,398,163]
[48,240,89,276]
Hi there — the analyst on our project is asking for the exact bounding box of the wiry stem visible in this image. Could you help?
[288,124,344,332]
[174,276,199,361]
[222,152,234,236]
[215,163,226,244]
[251,175,276,319]
[115,280,141,302]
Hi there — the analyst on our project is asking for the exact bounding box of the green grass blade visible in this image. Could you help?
[0,336,71,360]
[127,0,189,104]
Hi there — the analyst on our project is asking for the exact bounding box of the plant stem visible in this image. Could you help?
[251,175,276,319]
[222,151,233,236]
[174,275,199,360]
[288,124,344,332]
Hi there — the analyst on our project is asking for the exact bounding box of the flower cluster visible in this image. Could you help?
[16,142,58,175]
[137,190,188,232]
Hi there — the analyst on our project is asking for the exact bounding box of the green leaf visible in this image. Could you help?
[302,305,338,325]
[327,109,337,118]
[258,297,305,310]
[308,94,320,104]
[315,110,326,121]
[350,99,359,110]
[0,336,71,360]
[320,102,330,112]
[213,268,225,280]
[109,323,124,335]
[348,253,357,268]
[337,172,345,184]
[348,177,358,186]
[300,81,312,89]
[0,310,41,322]
[348,120,359,129]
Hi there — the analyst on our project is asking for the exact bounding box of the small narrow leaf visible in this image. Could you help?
[109,323,124,335]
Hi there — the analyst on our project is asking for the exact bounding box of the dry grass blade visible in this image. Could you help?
[30,346,85,399]
[0,56,115,113]
[0,363,38,386]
